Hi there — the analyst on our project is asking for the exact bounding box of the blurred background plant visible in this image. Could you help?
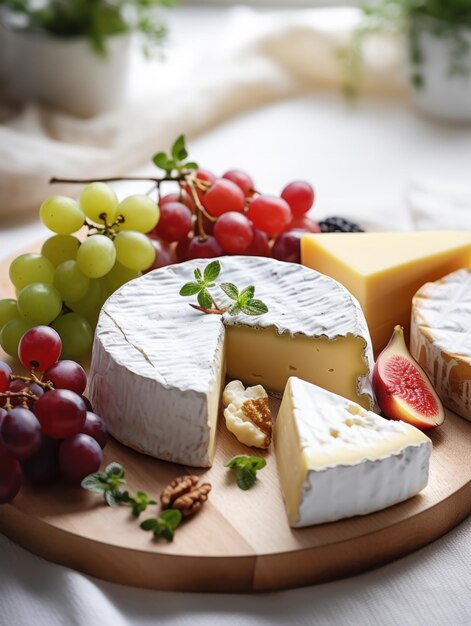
[0,0,173,56]
[342,0,471,93]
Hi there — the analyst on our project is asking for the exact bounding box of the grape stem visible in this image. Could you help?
[10,373,54,391]
[0,390,40,403]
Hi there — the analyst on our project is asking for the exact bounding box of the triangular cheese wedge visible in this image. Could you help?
[275,377,431,527]
[301,231,471,352]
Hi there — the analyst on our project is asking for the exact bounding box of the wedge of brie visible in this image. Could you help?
[275,377,431,527]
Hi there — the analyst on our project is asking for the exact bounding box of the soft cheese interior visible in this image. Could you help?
[90,256,375,467]
[275,377,432,527]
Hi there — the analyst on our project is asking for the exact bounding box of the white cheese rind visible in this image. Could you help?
[89,256,375,468]
[275,377,431,527]
[411,269,471,421]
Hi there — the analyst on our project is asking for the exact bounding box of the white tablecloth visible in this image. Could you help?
[1,6,471,626]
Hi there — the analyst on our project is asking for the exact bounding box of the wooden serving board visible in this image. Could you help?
[1,245,471,592]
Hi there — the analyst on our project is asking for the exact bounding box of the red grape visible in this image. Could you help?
[0,362,11,392]
[286,215,320,233]
[35,389,86,439]
[0,448,22,503]
[222,170,254,196]
[201,214,215,236]
[81,395,93,411]
[7,378,28,407]
[59,434,103,485]
[44,360,87,395]
[29,382,45,401]
[214,212,253,254]
[247,195,291,237]
[176,237,191,262]
[0,407,6,432]
[202,179,245,218]
[187,236,223,260]
[18,326,62,371]
[244,228,272,257]
[0,407,42,460]
[160,191,195,212]
[146,237,176,272]
[281,181,314,217]
[272,229,304,264]
[22,435,60,484]
[81,411,107,449]
[149,202,192,243]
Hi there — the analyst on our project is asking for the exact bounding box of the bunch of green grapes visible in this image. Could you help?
[0,183,159,361]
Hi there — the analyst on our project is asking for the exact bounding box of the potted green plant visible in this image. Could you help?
[345,0,471,122]
[0,0,172,117]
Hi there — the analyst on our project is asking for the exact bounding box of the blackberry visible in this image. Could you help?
[318,217,364,233]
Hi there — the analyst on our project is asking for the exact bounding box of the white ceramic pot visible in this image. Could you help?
[2,26,132,117]
[409,19,471,123]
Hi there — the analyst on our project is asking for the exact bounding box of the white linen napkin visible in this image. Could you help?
[407,178,471,230]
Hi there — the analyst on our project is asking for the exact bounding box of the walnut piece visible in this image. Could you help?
[160,475,212,518]
[222,380,273,448]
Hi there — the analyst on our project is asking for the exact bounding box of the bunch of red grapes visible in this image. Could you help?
[0,326,107,504]
[147,170,319,269]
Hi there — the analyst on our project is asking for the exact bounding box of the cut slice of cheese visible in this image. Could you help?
[301,231,471,353]
[89,256,375,467]
[411,269,471,421]
[275,377,432,527]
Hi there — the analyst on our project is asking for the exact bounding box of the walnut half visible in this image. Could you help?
[160,475,212,518]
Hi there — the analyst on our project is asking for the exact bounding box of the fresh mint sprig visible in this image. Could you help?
[220,283,268,316]
[81,462,155,516]
[119,491,157,517]
[81,462,127,507]
[140,509,183,541]
[224,455,267,490]
[152,135,198,176]
[179,260,269,316]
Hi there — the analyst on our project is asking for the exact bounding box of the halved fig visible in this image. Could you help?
[373,325,445,430]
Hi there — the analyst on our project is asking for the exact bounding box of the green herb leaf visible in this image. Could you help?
[104,489,123,507]
[80,474,107,493]
[180,282,201,296]
[228,303,241,315]
[235,466,257,491]
[225,455,267,490]
[105,462,125,478]
[185,161,198,170]
[204,260,221,283]
[198,289,213,309]
[240,299,269,316]
[152,152,171,170]
[171,135,186,161]
[122,491,157,517]
[160,509,183,529]
[194,268,203,282]
[220,282,239,301]
[238,285,255,304]
[140,518,158,532]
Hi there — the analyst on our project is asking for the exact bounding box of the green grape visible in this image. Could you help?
[0,319,32,357]
[17,283,63,325]
[76,234,116,278]
[115,195,160,233]
[41,234,81,267]
[52,313,93,360]
[9,253,55,289]
[0,299,20,329]
[40,196,85,235]
[65,279,106,327]
[54,260,90,303]
[80,182,118,225]
[114,231,156,271]
[103,262,141,294]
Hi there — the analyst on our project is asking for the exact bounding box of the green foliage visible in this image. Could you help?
[224,455,267,491]
[340,0,471,98]
[152,135,199,177]
[0,0,173,56]
[140,509,182,541]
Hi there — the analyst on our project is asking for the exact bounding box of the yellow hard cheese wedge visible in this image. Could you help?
[301,231,471,353]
